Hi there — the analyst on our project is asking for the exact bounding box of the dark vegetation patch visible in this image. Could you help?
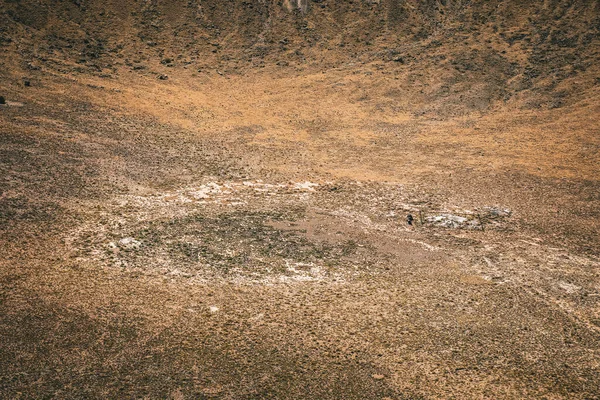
[0,290,412,399]
[100,209,382,279]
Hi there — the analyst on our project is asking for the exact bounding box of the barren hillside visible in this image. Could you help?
[1,1,599,399]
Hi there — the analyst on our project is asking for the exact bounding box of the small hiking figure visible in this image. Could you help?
[406,214,414,226]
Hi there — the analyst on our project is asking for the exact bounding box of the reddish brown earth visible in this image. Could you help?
[1,1,599,399]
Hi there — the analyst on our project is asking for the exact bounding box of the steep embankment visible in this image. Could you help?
[1,0,599,114]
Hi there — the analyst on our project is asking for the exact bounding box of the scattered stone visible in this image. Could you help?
[294,181,318,191]
[209,306,219,313]
[0,96,5,105]
[158,74,169,80]
[427,213,469,228]
[406,214,414,225]
[23,80,31,87]
[189,182,222,200]
[0,100,24,107]
[483,206,511,218]
[118,237,142,249]
[107,242,119,254]
[558,281,581,294]
[372,374,385,380]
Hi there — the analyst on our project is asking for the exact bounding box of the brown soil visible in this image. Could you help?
[1,1,599,399]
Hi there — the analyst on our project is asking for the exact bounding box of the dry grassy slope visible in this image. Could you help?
[0,0,599,252]
[1,0,599,113]
[2,2,600,400]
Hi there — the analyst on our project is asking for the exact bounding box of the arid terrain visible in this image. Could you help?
[1,0,600,399]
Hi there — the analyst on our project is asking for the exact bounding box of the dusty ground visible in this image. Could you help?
[1,1,600,399]
[1,64,599,399]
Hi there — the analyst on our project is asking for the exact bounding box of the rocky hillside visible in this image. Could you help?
[1,0,599,113]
